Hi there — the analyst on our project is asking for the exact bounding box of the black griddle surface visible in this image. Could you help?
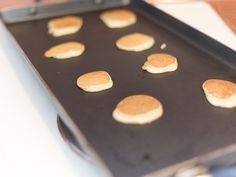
[6,2,236,177]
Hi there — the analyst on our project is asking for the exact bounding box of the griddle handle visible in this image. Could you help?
[57,116,91,162]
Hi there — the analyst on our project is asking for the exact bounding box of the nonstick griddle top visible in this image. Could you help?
[5,1,236,177]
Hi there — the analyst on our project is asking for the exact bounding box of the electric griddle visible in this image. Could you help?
[1,0,236,176]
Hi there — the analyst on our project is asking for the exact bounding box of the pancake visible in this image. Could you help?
[48,16,83,37]
[77,71,113,92]
[113,95,163,125]
[202,79,236,108]
[100,9,137,28]
[116,33,155,52]
[142,53,178,74]
[44,42,85,59]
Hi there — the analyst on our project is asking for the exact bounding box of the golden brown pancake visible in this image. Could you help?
[113,95,163,125]
[77,71,113,92]
[202,79,236,108]
[44,42,85,59]
[48,16,83,37]
[116,33,155,52]
[142,53,178,74]
[100,9,137,28]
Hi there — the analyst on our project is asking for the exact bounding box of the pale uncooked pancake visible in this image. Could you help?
[202,79,236,108]
[116,33,155,52]
[48,16,83,37]
[142,53,178,74]
[113,95,163,125]
[77,71,113,92]
[44,42,85,59]
[100,9,137,28]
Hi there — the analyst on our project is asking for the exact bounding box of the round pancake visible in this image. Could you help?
[44,42,85,59]
[113,95,163,125]
[48,16,83,37]
[116,33,155,52]
[100,9,137,28]
[202,79,236,108]
[77,71,113,92]
[142,53,178,74]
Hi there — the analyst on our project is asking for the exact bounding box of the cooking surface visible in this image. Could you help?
[6,2,236,177]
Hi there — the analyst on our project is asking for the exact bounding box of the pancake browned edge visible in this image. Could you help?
[48,16,83,37]
[100,9,137,28]
[44,42,85,59]
[77,71,113,92]
[113,95,163,125]
[116,33,155,52]
[202,79,236,108]
[142,53,178,74]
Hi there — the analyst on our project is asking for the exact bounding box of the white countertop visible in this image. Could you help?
[0,2,235,177]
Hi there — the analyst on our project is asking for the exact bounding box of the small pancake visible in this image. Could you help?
[77,71,113,92]
[48,16,83,37]
[44,42,85,59]
[160,43,167,50]
[142,53,178,74]
[202,79,236,108]
[113,95,163,125]
[100,9,137,28]
[116,33,155,52]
